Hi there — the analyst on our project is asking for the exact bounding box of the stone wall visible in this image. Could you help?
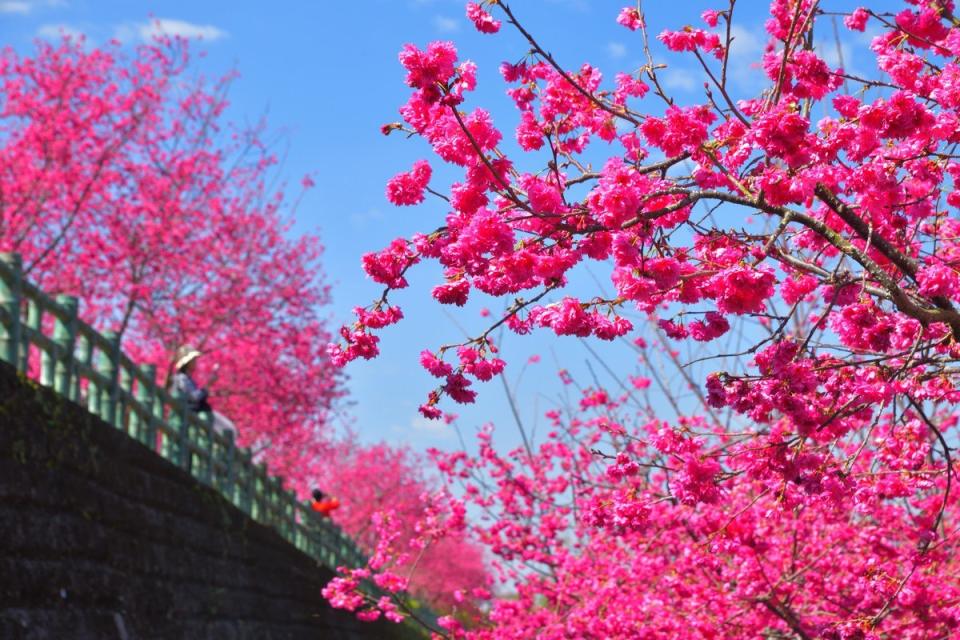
[0,361,417,640]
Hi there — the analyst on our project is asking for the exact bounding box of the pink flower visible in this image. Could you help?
[658,318,689,340]
[419,402,443,420]
[674,455,722,505]
[443,372,477,404]
[386,160,432,206]
[641,105,716,156]
[516,111,544,150]
[614,72,649,104]
[708,267,776,315]
[499,61,527,82]
[833,94,861,119]
[659,28,722,58]
[420,350,453,378]
[844,7,869,32]
[398,41,459,91]
[917,263,960,298]
[466,2,501,34]
[355,305,404,329]
[432,279,470,305]
[616,7,643,31]
[781,274,818,305]
[361,238,419,288]
[688,312,729,342]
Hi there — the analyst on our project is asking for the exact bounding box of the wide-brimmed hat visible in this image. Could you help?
[174,346,202,371]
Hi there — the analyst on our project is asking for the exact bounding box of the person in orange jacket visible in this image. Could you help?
[310,489,340,517]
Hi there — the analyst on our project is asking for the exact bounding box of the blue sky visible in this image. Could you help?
[0,0,895,455]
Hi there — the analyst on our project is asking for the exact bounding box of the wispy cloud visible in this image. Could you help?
[816,39,853,71]
[0,1,31,13]
[727,25,762,64]
[0,0,64,14]
[607,41,627,59]
[662,67,696,92]
[390,414,454,444]
[36,23,84,40]
[432,15,459,33]
[138,18,227,42]
[409,415,454,439]
[349,207,385,231]
[727,24,765,90]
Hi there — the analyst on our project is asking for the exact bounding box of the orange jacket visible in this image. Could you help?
[311,496,340,516]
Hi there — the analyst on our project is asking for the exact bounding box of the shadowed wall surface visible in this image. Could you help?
[0,361,416,640]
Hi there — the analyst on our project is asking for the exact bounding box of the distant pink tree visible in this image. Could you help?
[318,438,489,614]
[0,36,341,489]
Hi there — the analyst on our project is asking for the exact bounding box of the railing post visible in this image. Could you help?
[135,364,157,448]
[168,388,191,471]
[271,477,281,531]
[179,408,192,473]
[285,489,297,542]
[253,464,267,521]
[98,331,121,427]
[118,363,133,435]
[0,253,23,369]
[304,507,316,558]
[52,295,78,396]
[79,338,98,411]
[294,506,303,551]
[240,453,253,514]
[275,478,285,529]
[155,380,168,457]
[220,430,237,504]
[223,429,236,501]
[197,413,214,485]
[22,299,39,374]
[41,306,55,387]
[161,396,175,461]
[268,477,279,527]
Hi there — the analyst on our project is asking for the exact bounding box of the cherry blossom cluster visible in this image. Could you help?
[328,0,960,636]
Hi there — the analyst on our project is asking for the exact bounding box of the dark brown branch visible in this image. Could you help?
[757,596,813,640]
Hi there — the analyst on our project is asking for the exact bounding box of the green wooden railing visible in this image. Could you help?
[0,252,436,632]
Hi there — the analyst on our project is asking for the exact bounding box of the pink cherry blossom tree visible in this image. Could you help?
[317,438,489,614]
[0,36,341,489]
[328,1,960,637]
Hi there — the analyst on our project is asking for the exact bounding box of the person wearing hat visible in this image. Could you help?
[172,346,212,413]
[172,345,236,435]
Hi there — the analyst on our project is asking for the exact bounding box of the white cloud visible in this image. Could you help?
[607,41,627,59]
[816,39,853,71]
[857,23,884,47]
[432,15,459,33]
[728,24,763,62]
[0,0,64,14]
[408,415,453,440]
[727,24,766,90]
[112,24,135,42]
[36,23,84,40]
[0,1,30,13]
[349,207,384,231]
[138,18,226,42]
[662,67,697,92]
